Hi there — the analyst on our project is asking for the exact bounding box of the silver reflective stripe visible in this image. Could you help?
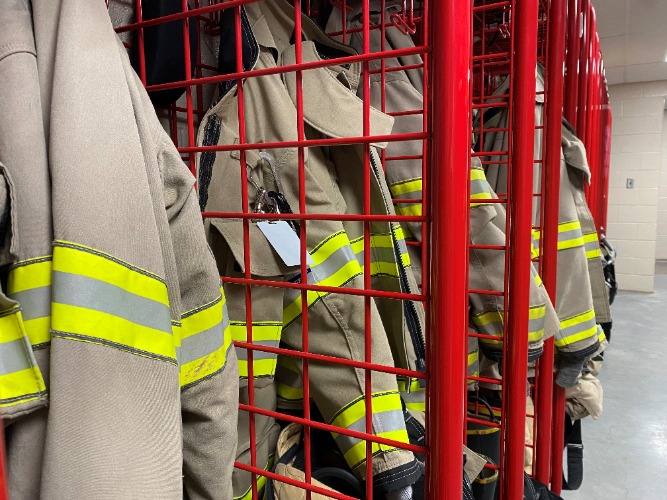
[0,337,34,376]
[559,227,584,243]
[560,315,597,339]
[179,320,226,365]
[401,390,424,406]
[334,409,405,455]
[235,340,280,361]
[285,244,359,303]
[9,286,51,321]
[52,271,172,333]
[471,178,492,196]
[528,315,545,334]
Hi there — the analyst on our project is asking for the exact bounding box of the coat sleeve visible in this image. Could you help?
[469,161,560,362]
[158,132,239,500]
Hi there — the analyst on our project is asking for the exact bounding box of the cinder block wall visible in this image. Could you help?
[607,81,667,292]
[657,113,667,260]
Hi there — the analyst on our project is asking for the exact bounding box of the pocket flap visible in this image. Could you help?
[208,218,299,277]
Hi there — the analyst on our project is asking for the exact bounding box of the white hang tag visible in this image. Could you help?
[257,221,314,267]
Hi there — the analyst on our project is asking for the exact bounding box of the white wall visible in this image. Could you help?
[657,113,667,260]
[607,81,667,292]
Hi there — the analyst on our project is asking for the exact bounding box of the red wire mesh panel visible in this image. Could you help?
[114,1,434,498]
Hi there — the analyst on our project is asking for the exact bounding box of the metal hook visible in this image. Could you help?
[390,0,416,36]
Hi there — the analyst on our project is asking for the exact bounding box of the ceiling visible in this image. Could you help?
[596,0,667,85]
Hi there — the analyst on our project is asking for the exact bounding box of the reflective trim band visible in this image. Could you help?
[583,232,601,259]
[234,455,275,500]
[331,391,409,470]
[555,308,598,347]
[392,225,411,268]
[51,241,176,363]
[531,264,543,287]
[532,220,585,254]
[389,178,421,196]
[276,355,304,402]
[231,321,282,378]
[397,378,425,413]
[470,168,494,207]
[351,230,410,277]
[473,304,546,346]
[52,241,169,305]
[389,178,423,216]
[0,307,47,407]
[283,232,362,327]
[597,324,606,343]
[8,257,52,347]
[179,293,232,388]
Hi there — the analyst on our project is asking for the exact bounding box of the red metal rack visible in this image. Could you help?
[0,1,612,499]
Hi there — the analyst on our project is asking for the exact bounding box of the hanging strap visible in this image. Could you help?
[562,415,584,491]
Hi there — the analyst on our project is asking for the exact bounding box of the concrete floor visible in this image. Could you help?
[563,265,667,499]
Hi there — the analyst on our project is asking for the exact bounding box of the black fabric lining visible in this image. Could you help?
[217,6,260,97]
[198,114,221,211]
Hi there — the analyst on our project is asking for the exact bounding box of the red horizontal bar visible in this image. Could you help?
[146,46,430,93]
[179,132,429,154]
[203,212,426,223]
[387,110,424,117]
[473,52,510,61]
[370,63,424,75]
[469,244,506,250]
[473,1,511,12]
[468,375,504,386]
[385,155,424,161]
[234,462,358,500]
[115,0,257,33]
[467,416,501,429]
[221,276,425,302]
[468,288,504,296]
[234,342,426,379]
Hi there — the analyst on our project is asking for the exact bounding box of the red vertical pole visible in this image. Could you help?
[0,428,7,500]
[504,0,539,497]
[564,0,580,124]
[551,4,591,493]
[576,0,590,139]
[535,0,567,486]
[428,0,470,497]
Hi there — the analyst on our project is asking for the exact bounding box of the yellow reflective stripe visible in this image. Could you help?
[330,391,409,469]
[8,257,52,293]
[0,308,47,408]
[0,307,26,343]
[52,241,169,306]
[598,325,606,343]
[23,317,51,347]
[231,321,282,378]
[468,351,479,366]
[395,204,422,216]
[234,455,274,500]
[341,429,410,470]
[470,169,486,181]
[179,293,232,388]
[555,308,598,347]
[52,303,177,362]
[8,258,53,347]
[50,241,176,363]
[331,391,403,429]
[559,308,595,330]
[473,304,545,345]
[275,355,304,401]
[389,178,422,196]
[558,221,581,233]
[583,232,601,259]
[533,220,586,254]
[470,168,494,207]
